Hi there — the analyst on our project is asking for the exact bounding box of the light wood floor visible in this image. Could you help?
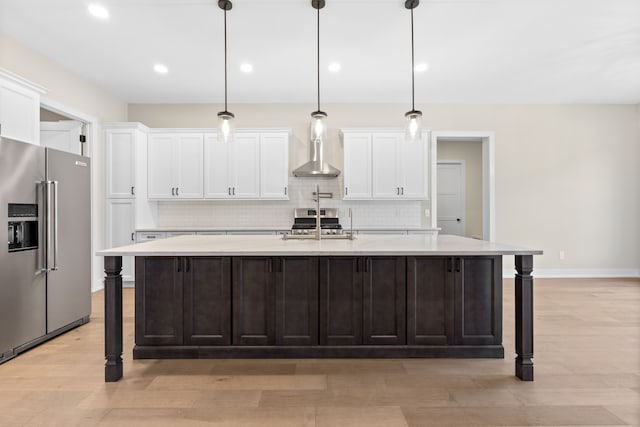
[0,278,638,426]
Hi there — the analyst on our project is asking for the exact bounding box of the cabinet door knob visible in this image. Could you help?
[131,186,135,195]
[345,187,348,196]
[228,187,231,195]
[176,187,179,196]
[131,232,134,241]
[232,187,236,195]
[401,187,404,195]
[171,187,175,196]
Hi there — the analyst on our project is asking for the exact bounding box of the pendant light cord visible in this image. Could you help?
[316,6,321,112]
[224,8,228,112]
[410,6,415,111]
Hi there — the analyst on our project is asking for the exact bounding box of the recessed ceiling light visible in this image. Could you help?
[415,63,428,72]
[154,64,168,74]
[240,63,253,73]
[88,4,109,19]
[328,62,341,72]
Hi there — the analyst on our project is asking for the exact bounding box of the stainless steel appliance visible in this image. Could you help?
[291,208,343,235]
[1,137,91,363]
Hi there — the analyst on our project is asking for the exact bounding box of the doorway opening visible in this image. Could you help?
[40,107,87,156]
[430,132,495,241]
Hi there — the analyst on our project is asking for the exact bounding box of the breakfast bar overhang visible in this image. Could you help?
[98,234,542,383]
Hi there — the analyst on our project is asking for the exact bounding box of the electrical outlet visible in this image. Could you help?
[424,209,430,217]
[559,251,565,260]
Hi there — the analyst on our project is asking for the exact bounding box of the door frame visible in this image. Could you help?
[430,131,495,241]
[40,96,101,292]
[436,160,466,236]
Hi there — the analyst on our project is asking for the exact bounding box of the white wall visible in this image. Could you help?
[1,32,129,290]
[130,103,640,276]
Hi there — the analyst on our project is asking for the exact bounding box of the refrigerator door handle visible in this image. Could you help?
[43,180,53,272]
[37,181,48,273]
[51,180,60,271]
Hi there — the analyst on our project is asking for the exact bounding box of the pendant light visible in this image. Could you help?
[217,0,234,143]
[310,0,327,144]
[404,0,422,142]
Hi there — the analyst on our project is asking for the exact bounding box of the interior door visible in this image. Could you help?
[40,121,83,155]
[437,162,465,236]
[45,148,91,333]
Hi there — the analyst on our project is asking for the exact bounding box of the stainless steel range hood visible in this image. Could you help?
[293,138,340,177]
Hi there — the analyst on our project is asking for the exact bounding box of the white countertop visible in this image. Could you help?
[135,226,440,232]
[97,234,542,257]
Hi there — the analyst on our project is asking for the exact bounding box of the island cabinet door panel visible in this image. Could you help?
[453,256,503,345]
[319,257,363,346]
[135,257,184,345]
[406,257,453,345]
[183,257,231,346]
[232,258,275,345]
[274,257,319,346]
[363,257,406,345]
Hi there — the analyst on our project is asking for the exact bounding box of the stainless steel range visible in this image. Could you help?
[291,208,343,235]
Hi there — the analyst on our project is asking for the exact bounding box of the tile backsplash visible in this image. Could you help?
[157,176,426,228]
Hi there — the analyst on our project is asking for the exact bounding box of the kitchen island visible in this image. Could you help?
[97,234,541,383]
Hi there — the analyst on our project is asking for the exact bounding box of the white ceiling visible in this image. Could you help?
[1,0,639,104]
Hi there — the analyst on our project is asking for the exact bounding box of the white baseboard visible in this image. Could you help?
[503,268,640,279]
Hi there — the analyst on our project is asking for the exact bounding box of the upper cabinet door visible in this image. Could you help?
[231,133,260,198]
[343,130,428,201]
[147,134,175,199]
[174,134,204,199]
[400,138,427,199]
[343,133,372,199]
[0,75,42,145]
[204,133,232,198]
[105,129,136,198]
[260,132,289,199]
[372,133,402,199]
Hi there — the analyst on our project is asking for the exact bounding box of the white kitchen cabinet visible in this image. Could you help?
[372,133,426,200]
[342,130,427,201]
[259,132,289,199]
[343,132,372,199]
[148,133,204,199]
[204,132,261,199]
[105,199,135,282]
[0,70,45,145]
[105,128,137,198]
[166,231,196,237]
[136,231,167,242]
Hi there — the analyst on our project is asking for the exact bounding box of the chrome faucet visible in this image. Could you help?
[312,184,333,240]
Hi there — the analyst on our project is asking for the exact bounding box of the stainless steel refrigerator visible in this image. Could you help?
[0,137,91,363]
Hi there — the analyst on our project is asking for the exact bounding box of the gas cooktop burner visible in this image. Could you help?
[291,208,344,235]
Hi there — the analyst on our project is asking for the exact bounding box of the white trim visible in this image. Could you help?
[431,131,495,241]
[0,67,47,94]
[148,127,292,134]
[503,268,640,279]
[40,96,102,292]
[102,122,149,132]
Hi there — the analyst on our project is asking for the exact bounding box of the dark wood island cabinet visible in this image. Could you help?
[99,234,541,382]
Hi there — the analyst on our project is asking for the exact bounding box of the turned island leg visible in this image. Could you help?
[514,255,534,381]
[104,256,123,382]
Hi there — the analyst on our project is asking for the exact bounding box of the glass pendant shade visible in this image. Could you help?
[405,110,422,142]
[310,111,327,142]
[217,111,235,143]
